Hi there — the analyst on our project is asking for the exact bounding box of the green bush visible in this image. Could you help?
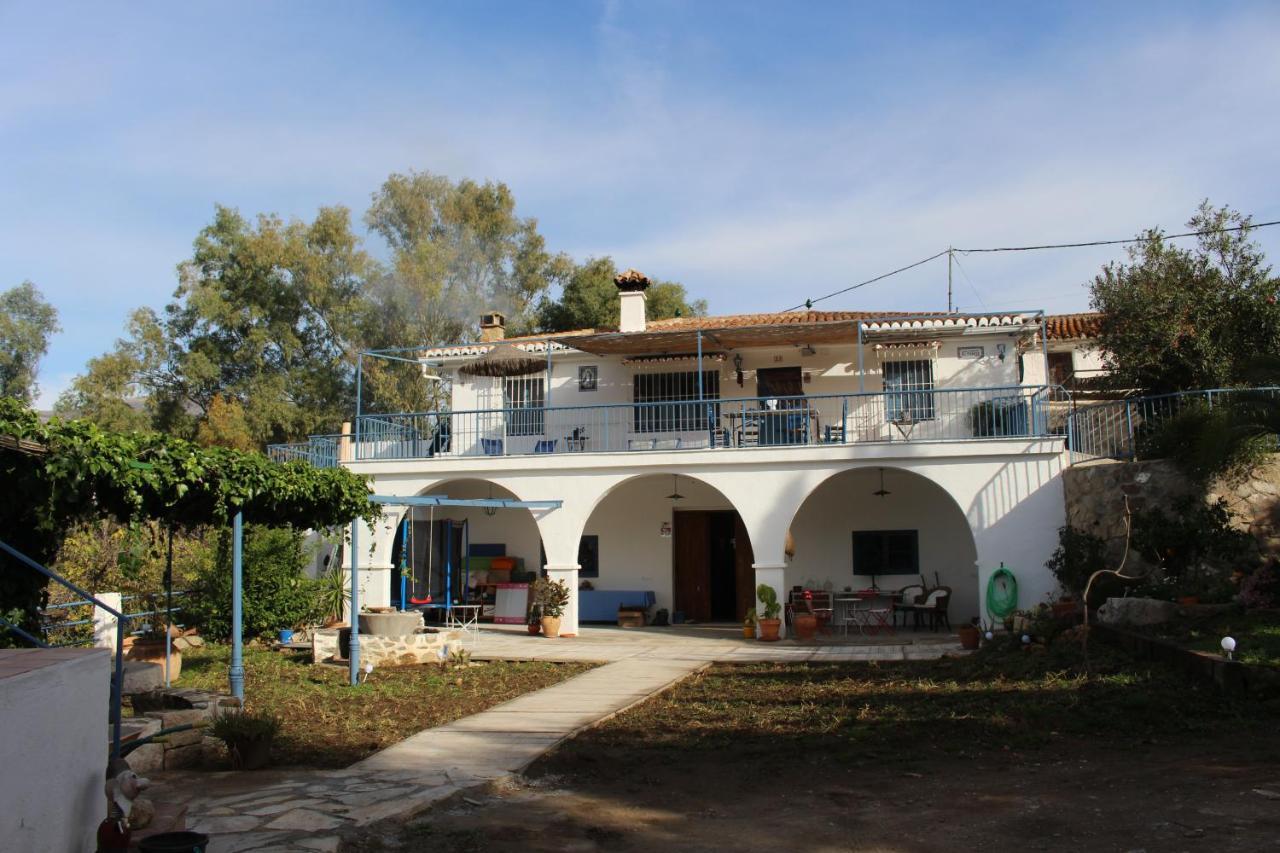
[1139,399,1276,483]
[1044,526,1108,599]
[186,525,320,640]
[1130,496,1257,601]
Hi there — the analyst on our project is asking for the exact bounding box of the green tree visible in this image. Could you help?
[536,256,706,332]
[55,308,170,432]
[1090,202,1280,393]
[361,171,570,412]
[0,281,60,404]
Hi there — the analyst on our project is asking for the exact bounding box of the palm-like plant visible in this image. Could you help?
[316,565,350,624]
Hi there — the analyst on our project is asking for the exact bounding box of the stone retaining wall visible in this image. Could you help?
[312,627,463,666]
[1063,455,1280,566]
[123,688,232,774]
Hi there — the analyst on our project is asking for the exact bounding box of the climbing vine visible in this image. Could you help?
[0,397,377,622]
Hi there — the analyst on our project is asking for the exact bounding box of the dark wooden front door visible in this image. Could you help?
[673,510,755,622]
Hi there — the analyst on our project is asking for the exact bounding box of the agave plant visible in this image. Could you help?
[316,565,350,624]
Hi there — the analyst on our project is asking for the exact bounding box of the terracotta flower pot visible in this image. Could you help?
[1052,600,1078,619]
[758,618,781,642]
[742,624,755,639]
[125,637,182,682]
[957,625,981,650]
[527,622,542,635]
[793,613,818,641]
[540,615,562,638]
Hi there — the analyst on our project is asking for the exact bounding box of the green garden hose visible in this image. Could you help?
[986,565,1018,619]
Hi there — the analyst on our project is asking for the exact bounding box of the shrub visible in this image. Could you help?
[210,708,282,743]
[1240,561,1280,610]
[1045,526,1108,599]
[185,525,320,640]
[1130,496,1257,601]
[531,577,570,618]
[1139,398,1277,483]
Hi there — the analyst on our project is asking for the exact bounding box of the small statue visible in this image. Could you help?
[97,759,150,852]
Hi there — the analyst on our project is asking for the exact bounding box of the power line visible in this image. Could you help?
[782,250,949,312]
[956,219,1280,254]
[783,217,1280,313]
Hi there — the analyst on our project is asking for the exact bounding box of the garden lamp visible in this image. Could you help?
[1221,636,1236,660]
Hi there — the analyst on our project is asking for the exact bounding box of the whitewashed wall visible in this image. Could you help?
[0,649,109,853]
[787,467,981,622]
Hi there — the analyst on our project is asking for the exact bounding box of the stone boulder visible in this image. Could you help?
[1096,596,1178,627]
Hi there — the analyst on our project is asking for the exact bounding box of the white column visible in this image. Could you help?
[753,564,788,639]
[92,592,121,649]
[545,563,581,637]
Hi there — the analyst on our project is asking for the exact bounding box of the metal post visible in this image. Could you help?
[111,620,124,758]
[349,520,361,686]
[355,352,363,461]
[856,321,865,393]
[947,247,953,314]
[1040,314,1049,388]
[545,343,553,409]
[229,511,245,701]
[164,526,173,689]
[696,330,704,401]
[399,514,408,610]
[1124,400,1135,460]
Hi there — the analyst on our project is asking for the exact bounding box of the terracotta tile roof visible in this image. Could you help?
[416,310,1101,359]
[1044,312,1102,340]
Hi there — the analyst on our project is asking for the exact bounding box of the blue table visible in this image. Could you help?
[578,590,657,622]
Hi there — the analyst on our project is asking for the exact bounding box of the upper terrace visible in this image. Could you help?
[269,292,1101,467]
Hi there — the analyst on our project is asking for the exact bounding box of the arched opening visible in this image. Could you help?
[580,473,754,622]
[387,479,543,621]
[786,466,979,625]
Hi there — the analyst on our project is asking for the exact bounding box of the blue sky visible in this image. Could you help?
[4,1,1280,407]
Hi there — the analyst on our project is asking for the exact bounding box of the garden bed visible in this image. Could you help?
[171,644,594,768]
[1127,607,1280,667]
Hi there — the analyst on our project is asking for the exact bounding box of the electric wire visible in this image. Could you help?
[783,218,1280,313]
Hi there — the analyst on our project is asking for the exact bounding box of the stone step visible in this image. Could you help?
[129,800,187,850]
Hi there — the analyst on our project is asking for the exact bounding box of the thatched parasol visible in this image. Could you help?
[457,342,546,378]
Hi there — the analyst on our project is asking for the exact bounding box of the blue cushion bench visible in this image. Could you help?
[578,590,657,622]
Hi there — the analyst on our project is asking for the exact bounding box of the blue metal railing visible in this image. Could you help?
[41,591,187,645]
[1067,387,1280,463]
[0,540,127,759]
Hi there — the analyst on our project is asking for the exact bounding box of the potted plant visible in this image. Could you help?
[210,708,281,771]
[125,622,182,682]
[957,618,981,650]
[756,584,782,642]
[741,608,757,639]
[316,565,350,627]
[527,603,543,636]
[792,595,818,642]
[532,577,570,638]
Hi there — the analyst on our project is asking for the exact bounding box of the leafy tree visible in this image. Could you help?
[0,281,60,404]
[55,308,170,432]
[536,256,706,332]
[1090,202,1280,393]
[361,171,571,413]
[196,394,257,451]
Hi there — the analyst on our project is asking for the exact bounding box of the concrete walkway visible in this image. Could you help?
[152,628,961,851]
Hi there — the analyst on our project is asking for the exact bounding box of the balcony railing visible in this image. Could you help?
[266,385,1068,467]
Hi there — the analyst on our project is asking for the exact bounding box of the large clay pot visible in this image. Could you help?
[957,624,981,650]
[793,613,818,641]
[527,622,542,636]
[540,615,562,638]
[125,637,182,682]
[227,737,272,770]
[758,618,781,642]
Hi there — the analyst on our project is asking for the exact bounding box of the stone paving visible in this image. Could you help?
[149,626,961,851]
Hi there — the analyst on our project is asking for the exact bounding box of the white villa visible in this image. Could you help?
[278,271,1105,636]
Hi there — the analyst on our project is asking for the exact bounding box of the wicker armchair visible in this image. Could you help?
[892,584,926,629]
[912,586,952,631]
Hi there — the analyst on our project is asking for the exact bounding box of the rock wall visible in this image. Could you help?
[1063,455,1280,565]
[312,627,463,666]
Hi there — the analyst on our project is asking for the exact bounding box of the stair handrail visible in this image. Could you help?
[0,539,127,759]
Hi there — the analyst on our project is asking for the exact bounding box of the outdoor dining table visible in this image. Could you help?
[834,590,901,635]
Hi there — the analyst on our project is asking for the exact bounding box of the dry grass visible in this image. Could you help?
[178,644,594,767]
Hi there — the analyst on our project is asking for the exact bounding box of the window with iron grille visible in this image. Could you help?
[503,377,545,436]
[883,359,935,421]
[633,370,720,432]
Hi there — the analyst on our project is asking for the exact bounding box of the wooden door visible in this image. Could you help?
[673,511,711,622]
[733,513,756,620]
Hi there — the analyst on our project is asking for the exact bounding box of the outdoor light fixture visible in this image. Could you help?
[872,467,891,498]
[996,343,1008,362]
[485,484,498,517]
[732,353,744,387]
[667,474,685,501]
[360,661,374,683]
[1221,636,1236,660]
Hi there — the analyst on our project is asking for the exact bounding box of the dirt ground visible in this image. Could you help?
[349,738,1280,853]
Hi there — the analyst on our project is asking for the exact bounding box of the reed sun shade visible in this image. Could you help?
[457,341,546,378]
[554,319,865,356]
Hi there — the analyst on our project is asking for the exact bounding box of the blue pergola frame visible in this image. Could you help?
[227,493,564,697]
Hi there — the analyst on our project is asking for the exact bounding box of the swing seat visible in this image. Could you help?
[409,595,433,606]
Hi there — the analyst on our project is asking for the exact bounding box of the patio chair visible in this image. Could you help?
[481,438,504,456]
[533,439,558,454]
[911,586,952,632]
[892,584,926,629]
[808,590,835,634]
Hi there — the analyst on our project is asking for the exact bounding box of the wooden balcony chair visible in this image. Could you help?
[481,438,504,456]
[533,439,558,453]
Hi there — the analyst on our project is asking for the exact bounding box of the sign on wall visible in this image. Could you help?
[957,345,985,359]
[578,365,598,391]
[659,521,672,538]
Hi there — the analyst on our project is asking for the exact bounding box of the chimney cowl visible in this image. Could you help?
[614,269,651,293]
[480,311,506,342]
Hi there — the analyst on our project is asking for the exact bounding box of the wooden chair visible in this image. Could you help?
[912,586,952,632]
[481,438,504,456]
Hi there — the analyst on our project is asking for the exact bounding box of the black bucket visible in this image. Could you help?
[138,831,211,853]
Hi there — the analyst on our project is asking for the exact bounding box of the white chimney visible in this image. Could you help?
[615,269,650,333]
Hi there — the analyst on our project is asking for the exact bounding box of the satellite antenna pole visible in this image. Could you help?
[947,246,953,313]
